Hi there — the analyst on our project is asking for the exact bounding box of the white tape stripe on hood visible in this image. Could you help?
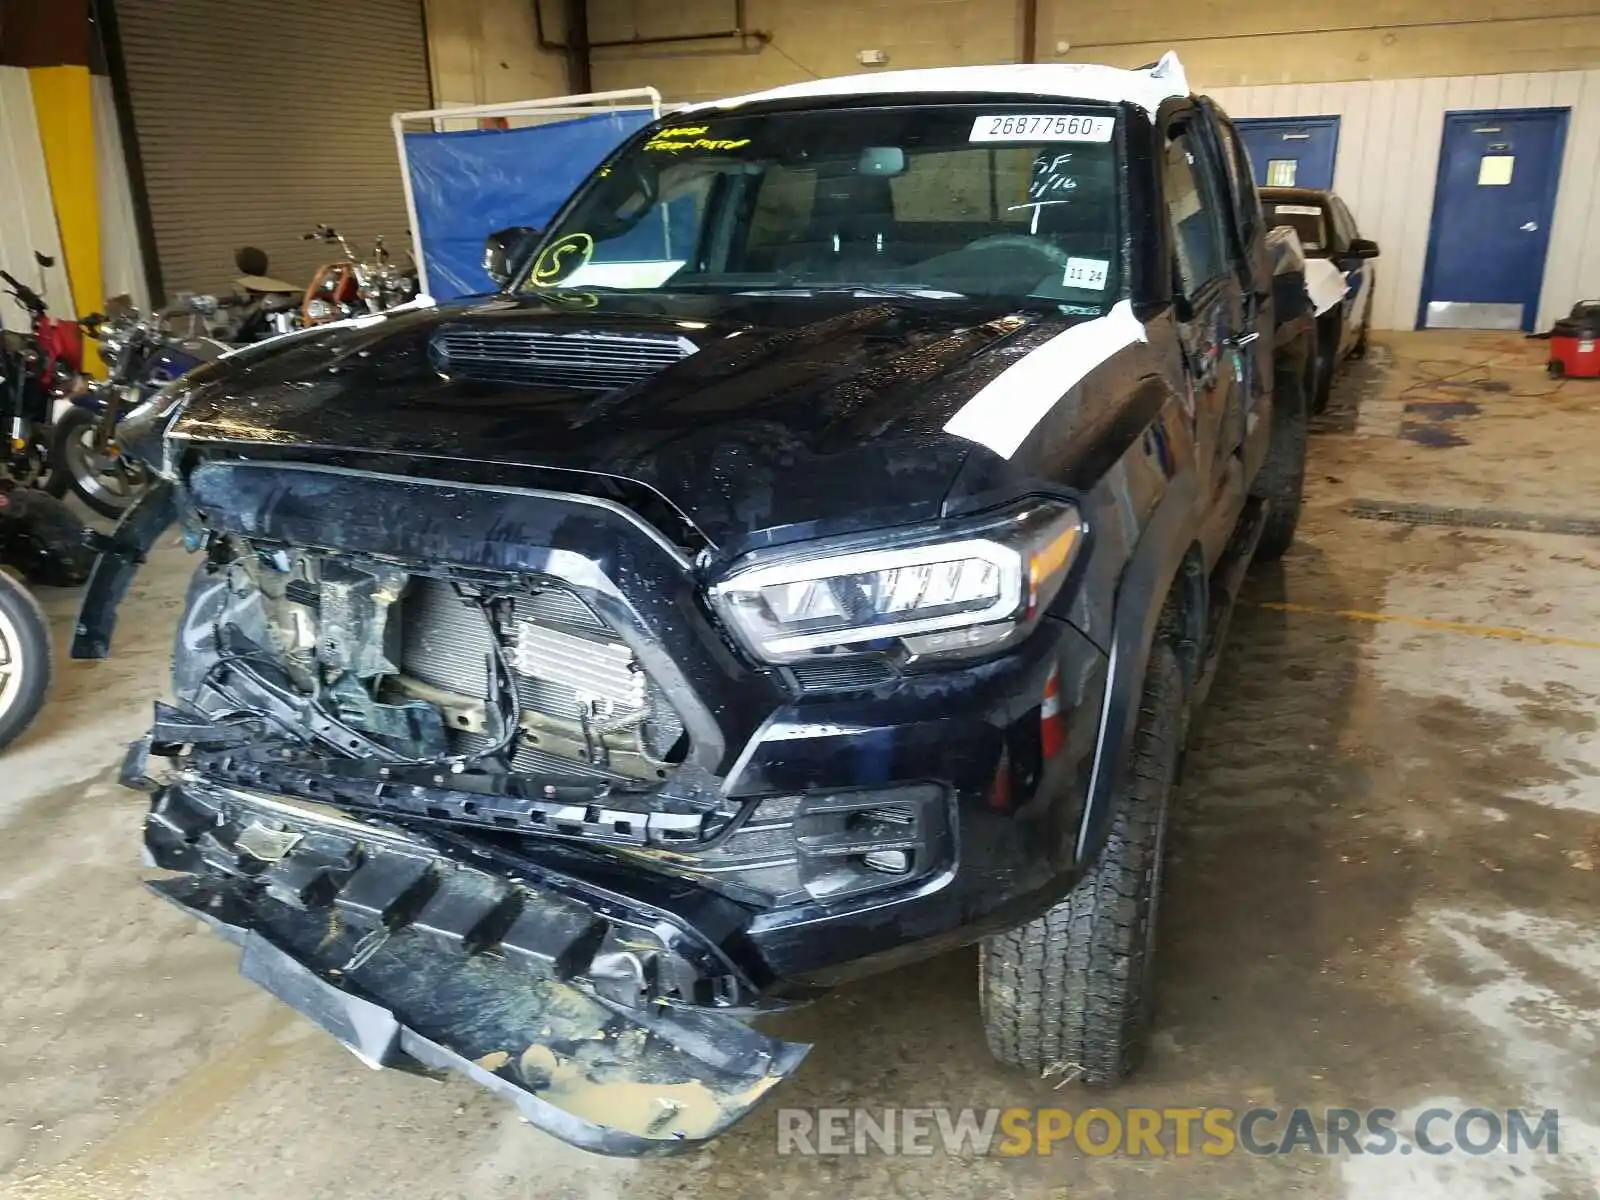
[943,299,1147,459]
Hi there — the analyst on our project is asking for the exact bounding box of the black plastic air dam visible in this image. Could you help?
[144,775,809,1155]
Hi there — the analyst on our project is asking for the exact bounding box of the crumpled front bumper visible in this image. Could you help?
[141,766,808,1156]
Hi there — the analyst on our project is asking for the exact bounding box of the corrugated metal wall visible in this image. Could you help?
[1210,71,1600,332]
[0,67,74,330]
[115,0,432,299]
[92,74,149,312]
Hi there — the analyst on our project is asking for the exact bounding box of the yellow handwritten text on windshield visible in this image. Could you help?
[645,125,752,153]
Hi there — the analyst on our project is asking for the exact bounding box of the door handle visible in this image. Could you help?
[1521,221,1539,232]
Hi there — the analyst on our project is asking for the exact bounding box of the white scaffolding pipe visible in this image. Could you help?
[391,88,663,299]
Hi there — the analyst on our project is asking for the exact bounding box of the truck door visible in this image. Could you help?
[1202,102,1275,472]
[1159,112,1248,508]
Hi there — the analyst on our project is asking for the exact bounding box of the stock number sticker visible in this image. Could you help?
[969,114,1115,142]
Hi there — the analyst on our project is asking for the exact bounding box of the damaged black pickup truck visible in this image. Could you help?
[77,55,1316,1154]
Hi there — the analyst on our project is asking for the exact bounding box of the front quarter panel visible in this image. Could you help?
[942,307,1207,874]
[942,313,1195,650]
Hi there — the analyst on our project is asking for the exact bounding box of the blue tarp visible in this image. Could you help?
[404,110,653,300]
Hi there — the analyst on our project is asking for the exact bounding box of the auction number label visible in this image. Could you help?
[969,114,1114,143]
[1062,257,1110,290]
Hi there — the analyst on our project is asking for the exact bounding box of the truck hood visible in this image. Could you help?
[165,291,1117,552]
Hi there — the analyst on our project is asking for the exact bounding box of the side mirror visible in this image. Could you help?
[1345,237,1380,260]
[483,226,538,289]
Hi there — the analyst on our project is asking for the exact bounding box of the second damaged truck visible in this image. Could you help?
[80,55,1314,1153]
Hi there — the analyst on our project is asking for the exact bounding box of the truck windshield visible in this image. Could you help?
[519,103,1125,306]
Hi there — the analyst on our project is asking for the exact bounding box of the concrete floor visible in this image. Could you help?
[4,332,1600,1199]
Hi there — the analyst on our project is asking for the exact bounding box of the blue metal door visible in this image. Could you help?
[1419,108,1568,332]
[1234,116,1340,190]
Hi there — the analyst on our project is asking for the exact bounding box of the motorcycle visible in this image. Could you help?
[48,241,309,517]
[1,251,89,490]
[0,253,108,749]
[301,224,416,324]
[0,564,50,750]
[0,484,96,750]
[221,246,303,344]
[48,295,231,517]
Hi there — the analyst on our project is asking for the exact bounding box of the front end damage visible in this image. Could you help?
[82,462,812,1154]
[139,775,803,1153]
[78,361,1113,1152]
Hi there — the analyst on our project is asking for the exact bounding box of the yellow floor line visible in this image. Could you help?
[1251,601,1600,651]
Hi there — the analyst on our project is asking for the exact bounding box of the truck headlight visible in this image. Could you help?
[708,501,1083,663]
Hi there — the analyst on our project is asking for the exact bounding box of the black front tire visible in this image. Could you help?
[1350,314,1370,360]
[979,643,1182,1084]
[1311,313,1338,414]
[0,573,53,751]
[1252,352,1310,561]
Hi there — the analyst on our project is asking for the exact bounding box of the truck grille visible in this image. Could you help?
[431,328,697,391]
[398,576,684,779]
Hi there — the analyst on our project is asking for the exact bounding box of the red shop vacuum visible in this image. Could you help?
[1548,301,1600,378]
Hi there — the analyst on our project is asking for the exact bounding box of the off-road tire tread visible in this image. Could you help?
[979,644,1181,1084]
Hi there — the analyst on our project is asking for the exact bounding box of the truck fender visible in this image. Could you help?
[71,479,181,659]
[1073,468,1202,868]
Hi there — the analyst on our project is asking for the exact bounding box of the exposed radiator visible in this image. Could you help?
[398,576,683,776]
[400,578,495,698]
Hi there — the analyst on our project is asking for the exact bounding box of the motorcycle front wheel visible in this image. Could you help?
[48,405,152,518]
[0,572,52,750]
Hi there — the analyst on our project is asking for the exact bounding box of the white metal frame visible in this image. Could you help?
[391,88,663,299]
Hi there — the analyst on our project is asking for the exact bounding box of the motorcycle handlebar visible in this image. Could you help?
[0,269,44,313]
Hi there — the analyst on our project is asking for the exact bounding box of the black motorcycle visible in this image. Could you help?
[50,295,233,518]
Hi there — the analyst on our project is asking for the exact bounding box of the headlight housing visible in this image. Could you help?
[708,501,1083,664]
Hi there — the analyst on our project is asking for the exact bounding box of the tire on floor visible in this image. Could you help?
[979,642,1183,1084]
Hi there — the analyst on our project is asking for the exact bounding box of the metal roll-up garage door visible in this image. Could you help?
[113,0,431,300]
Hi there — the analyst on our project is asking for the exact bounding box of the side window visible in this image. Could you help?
[1329,196,1358,248]
[1212,115,1263,246]
[1162,130,1228,297]
[583,166,713,268]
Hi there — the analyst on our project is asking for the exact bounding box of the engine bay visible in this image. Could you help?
[176,538,687,783]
